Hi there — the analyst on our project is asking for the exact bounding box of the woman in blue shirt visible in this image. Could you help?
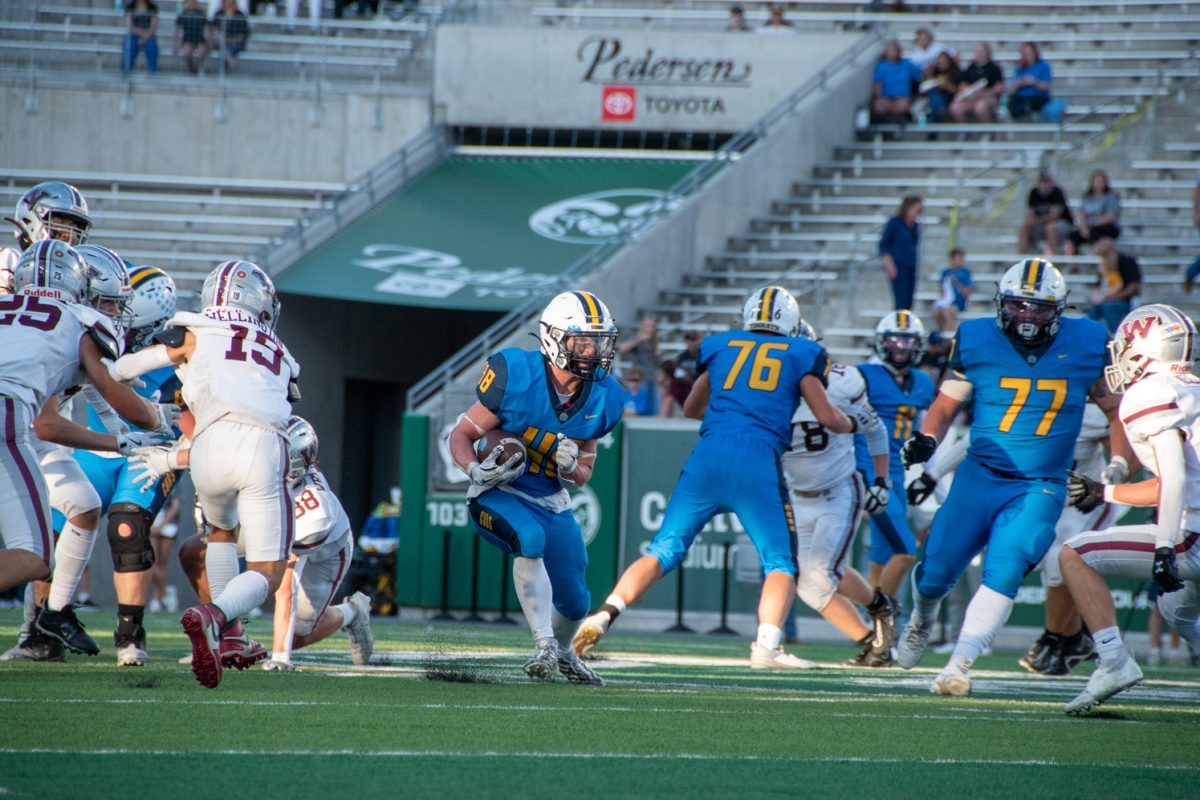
[1008,41,1053,120]
[879,195,923,310]
[871,40,922,123]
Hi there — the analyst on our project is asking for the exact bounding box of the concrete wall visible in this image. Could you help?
[0,84,430,184]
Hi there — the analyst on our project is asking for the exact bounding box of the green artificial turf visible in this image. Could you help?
[0,609,1196,799]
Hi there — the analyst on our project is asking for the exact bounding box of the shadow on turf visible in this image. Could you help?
[422,628,500,685]
[119,674,160,690]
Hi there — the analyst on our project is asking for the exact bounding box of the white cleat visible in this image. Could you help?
[571,612,611,657]
[896,617,933,669]
[750,642,818,670]
[1065,657,1143,715]
[523,637,561,681]
[263,658,297,672]
[343,592,374,666]
[932,663,972,696]
[178,653,193,666]
[557,647,604,685]
[116,641,148,667]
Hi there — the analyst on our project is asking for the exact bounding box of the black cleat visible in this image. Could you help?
[0,633,66,662]
[1058,630,1096,676]
[847,631,894,667]
[34,602,100,656]
[1019,631,1062,675]
[866,589,899,643]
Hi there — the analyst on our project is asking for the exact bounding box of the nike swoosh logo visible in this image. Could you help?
[585,414,598,419]
[1058,354,1070,359]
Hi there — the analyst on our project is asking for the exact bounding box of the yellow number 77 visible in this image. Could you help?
[998,377,1067,435]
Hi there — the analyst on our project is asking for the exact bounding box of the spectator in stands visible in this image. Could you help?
[880,195,923,310]
[871,40,921,124]
[922,51,962,123]
[334,0,380,19]
[1185,170,1200,293]
[617,317,660,411]
[910,27,955,74]
[285,0,323,33]
[661,331,702,417]
[1008,41,1053,121]
[122,0,159,75]
[949,42,1004,123]
[1066,169,1122,255]
[758,4,797,35]
[726,5,752,32]
[620,367,655,417]
[1087,237,1141,333]
[175,0,210,74]
[206,0,248,12]
[1018,170,1072,254]
[931,248,973,332]
[210,0,250,71]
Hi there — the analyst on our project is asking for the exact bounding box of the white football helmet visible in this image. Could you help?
[538,290,618,381]
[1105,304,1198,394]
[77,244,133,329]
[742,286,801,337]
[874,310,926,372]
[9,181,92,248]
[201,260,280,329]
[995,258,1067,347]
[796,317,819,342]
[13,240,89,304]
[286,415,319,484]
[126,266,177,352]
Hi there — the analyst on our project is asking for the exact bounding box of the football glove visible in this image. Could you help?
[863,476,890,514]
[847,405,879,434]
[468,445,524,488]
[1152,547,1185,594]
[1101,456,1129,486]
[555,435,580,475]
[115,430,170,457]
[154,402,181,435]
[1067,469,1104,513]
[128,441,189,491]
[907,472,938,507]
[901,431,938,466]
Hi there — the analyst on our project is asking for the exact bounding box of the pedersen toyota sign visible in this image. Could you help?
[434,26,862,132]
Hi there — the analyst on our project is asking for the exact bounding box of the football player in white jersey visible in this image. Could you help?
[110,260,300,688]
[0,242,171,594]
[1059,305,1200,713]
[783,319,897,666]
[1,181,92,292]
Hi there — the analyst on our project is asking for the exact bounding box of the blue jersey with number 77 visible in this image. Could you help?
[698,330,830,454]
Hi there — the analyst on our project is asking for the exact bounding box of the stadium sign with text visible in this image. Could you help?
[434,27,862,132]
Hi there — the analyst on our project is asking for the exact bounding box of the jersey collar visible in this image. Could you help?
[542,360,592,424]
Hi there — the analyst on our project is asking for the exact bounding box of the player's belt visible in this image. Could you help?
[793,488,831,498]
[980,461,1064,484]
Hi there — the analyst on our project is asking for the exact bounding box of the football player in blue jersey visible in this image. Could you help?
[35,264,185,666]
[854,311,936,617]
[897,258,1122,696]
[447,291,625,684]
[573,286,872,670]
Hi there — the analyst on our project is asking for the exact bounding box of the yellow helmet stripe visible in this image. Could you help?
[573,291,601,324]
[1023,259,1045,290]
[897,310,910,329]
[759,287,776,322]
[129,266,162,288]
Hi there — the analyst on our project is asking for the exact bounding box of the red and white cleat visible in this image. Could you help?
[220,620,269,671]
[180,604,226,689]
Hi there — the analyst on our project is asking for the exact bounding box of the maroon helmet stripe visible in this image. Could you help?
[214,261,237,306]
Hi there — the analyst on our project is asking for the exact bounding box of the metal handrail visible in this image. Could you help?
[405,28,885,410]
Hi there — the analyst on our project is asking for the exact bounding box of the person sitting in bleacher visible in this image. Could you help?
[210,0,250,72]
[921,52,962,123]
[870,40,921,124]
[1065,170,1122,255]
[122,0,159,75]
[1018,169,1072,255]
[909,27,955,74]
[726,5,753,32]
[931,248,974,333]
[1008,42,1053,121]
[949,42,1004,123]
[758,4,797,35]
[176,0,210,75]
[335,0,380,19]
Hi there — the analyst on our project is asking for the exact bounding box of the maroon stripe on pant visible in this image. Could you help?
[4,398,50,563]
[278,437,294,560]
[833,475,863,580]
[1122,402,1178,426]
[1075,531,1200,557]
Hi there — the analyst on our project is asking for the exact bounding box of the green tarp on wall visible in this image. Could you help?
[275,156,698,311]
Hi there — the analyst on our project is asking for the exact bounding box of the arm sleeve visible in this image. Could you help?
[81,384,129,437]
[809,348,831,388]
[926,426,971,481]
[475,354,508,413]
[864,411,889,458]
[1149,428,1187,549]
[1121,380,1185,439]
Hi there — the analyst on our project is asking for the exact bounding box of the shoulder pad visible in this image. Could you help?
[153,327,187,348]
[476,352,509,413]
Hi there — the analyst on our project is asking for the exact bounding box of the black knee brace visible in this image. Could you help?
[108,503,156,573]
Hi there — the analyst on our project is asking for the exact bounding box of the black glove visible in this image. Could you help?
[1067,469,1104,513]
[907,472,937,506]
[1152,547,1185,594]
[863,477,890,514]
[900,431,937,467]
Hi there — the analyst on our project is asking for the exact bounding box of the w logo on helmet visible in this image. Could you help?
[1123,316,1156,341]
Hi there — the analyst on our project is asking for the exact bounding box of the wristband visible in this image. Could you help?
[1103,485,1116,504]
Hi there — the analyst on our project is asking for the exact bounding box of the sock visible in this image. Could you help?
[949,585,1014,669]
[20,583,36,638]
[512,557,554,642]
[48,522,98,612]
[551,609,579,654]
[756,623,783,651]
[205,542,240,601]
[911,589,941,628]
[601,594,627,623]
[1093,625,1130,669]
[116,604,145,639]
[213,571,269,623]
[333,600,357,629]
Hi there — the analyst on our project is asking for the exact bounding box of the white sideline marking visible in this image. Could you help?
[0,748,1197,771]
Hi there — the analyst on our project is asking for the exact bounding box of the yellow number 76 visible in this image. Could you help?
[723,340,787,392]
[998,377,1067,435]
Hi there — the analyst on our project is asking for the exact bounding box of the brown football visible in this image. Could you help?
[477,429,527,470]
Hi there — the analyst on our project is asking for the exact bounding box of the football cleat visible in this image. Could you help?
[178,653,193,666]
[557,647,604,685]
[571,611,611,657]
[895,616,932,669]
[847,633,894,668]
[180,604,226,689]
[34,602,100,656]
[523,638,560,681]
[263,658,297,672]
[219,620,269,670]
[1059,631,1096,675]
[1019,631,1063,675]
[343,591,374,666]
[932,663,972,696]
[1065,657,1143,714]
[750,642,817,670]
[0,633,66,662]
[115,639,148,667]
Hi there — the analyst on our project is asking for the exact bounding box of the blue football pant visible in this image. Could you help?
[867,467,917,565]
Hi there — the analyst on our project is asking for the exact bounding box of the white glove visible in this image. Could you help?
[467,445,524,488]
[115,430,170,457]
[863,477,890,514]
[153,402,181,435]
[555,435,580,475]
[847,405,879,433]
[101,357,145,389]
[1101,456,1129,485]
[263,658,297,672]
[128,442,188,491]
